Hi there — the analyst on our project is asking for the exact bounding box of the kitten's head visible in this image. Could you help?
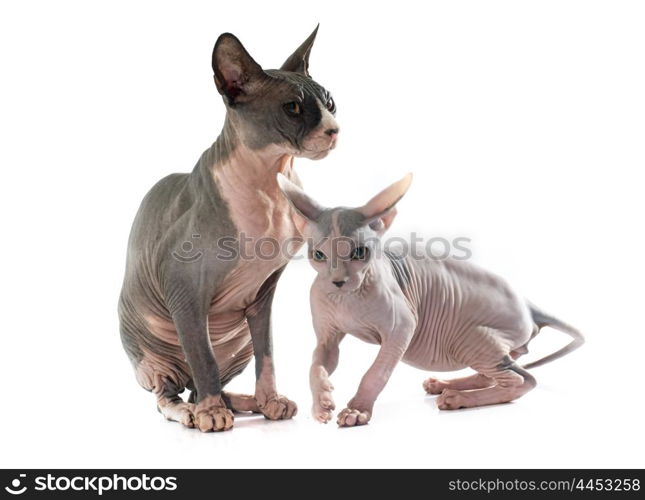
[277,173,413,295]
[212,26,338,160]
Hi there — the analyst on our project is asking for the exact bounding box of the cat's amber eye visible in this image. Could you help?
[312,249,327,262]
[284,101,302,116]
[326,97,336,114]
[351,246,368,261]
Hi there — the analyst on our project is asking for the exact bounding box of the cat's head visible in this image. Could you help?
[212,26,338,160]
[277,173,413,295]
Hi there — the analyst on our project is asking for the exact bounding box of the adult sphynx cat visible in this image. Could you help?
[277,173,584,427]
[119,27,339,432]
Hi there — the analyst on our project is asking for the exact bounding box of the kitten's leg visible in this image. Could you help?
[310,334,344,423]
[338,335,413,427]
[436,357,536,410]
[423,373,493,394]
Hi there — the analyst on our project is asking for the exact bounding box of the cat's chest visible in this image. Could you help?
[216,179,302,267]
[211,183,301,310]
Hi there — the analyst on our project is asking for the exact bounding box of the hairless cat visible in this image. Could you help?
[277,173,584,427]
[119,27,339,432]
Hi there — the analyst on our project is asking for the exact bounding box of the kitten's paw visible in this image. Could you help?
[312,390,335,423]
[258,394,298,420]
[436,389,466,410]
[423,377,447,395]
[195,395,234,432]
[337,407,371,427]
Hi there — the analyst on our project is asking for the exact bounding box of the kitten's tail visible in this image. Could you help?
[522,304,585,369]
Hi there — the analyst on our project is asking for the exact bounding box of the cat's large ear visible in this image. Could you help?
[279,25,319,76]
[277,173,324,222]
[358,174,413,234]
[212,33,269,105]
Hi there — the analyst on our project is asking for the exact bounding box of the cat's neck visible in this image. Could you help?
[191,115,306,238]
[210,116,297,189]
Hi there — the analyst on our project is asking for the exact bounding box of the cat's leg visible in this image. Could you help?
[171,300,235,432]
[423,373,493,395]
[436,356,536,410]
[246,267,297,420]
[157,393,195,428]
[222,392,261,413]
[134,356,195,428]
[190,389,260,412]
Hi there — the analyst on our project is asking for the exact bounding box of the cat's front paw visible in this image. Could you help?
[194,395,234,432]
[337,407,371,427]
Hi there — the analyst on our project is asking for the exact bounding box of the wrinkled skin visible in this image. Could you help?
[119,27,339,432]
[277,174,584,427]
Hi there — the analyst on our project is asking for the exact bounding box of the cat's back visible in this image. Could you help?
[128,173,192,247]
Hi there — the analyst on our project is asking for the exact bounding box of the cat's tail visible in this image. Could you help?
[522,303,585,369]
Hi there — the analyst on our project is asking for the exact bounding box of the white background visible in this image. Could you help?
[1,0,644,469]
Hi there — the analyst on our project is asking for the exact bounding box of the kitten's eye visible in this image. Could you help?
[351,246,368,261]
[326,97,336,114]
[313,249,327,262]
[283,101,302,116]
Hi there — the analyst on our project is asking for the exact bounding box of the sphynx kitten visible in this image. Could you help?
[277,173,584,427]
[119,27,339,432]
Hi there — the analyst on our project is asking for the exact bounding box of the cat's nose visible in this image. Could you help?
[332,280,346,288]
[325,128,339,138]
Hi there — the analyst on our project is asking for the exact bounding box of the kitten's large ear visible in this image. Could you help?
[277,173,324,222]
[279,25,319,76]
[212,33,269,104]
[358,173,413,233]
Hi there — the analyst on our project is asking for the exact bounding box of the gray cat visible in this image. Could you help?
[277,173,584,427]
[118,27,339,432]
